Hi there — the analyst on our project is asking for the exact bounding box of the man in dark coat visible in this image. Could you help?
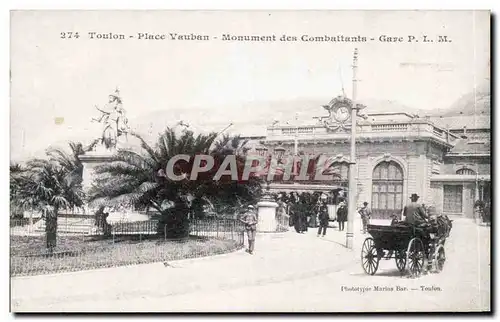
[291,201,303,233]
[336,202,348,231]
[288,192,297,227]
[297,194,308,233]
[317,202,329,237]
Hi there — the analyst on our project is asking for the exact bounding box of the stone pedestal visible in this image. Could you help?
[79,147,152,224]
[79,149,115,216]
[79,149,115,194]
[256,199,279,233]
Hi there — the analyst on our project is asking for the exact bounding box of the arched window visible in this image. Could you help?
[328,162,349,188]
[456,168,475,175]
[372,161,404,219]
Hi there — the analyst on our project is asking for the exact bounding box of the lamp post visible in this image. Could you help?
[346,48,359,250]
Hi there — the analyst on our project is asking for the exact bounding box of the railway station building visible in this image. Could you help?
[245,92,491,220]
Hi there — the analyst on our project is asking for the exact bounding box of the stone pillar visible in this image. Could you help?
[357,156,371,205]
[407,155,420,199]
[256,199,278,233]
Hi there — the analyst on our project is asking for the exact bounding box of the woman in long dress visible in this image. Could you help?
[308,201,319,228]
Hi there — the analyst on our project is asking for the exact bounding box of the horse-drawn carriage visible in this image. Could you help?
[361,216,452,277]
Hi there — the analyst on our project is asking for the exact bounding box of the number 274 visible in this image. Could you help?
[60,32,80,39]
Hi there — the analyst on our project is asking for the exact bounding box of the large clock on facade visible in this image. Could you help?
[334,105,351,122]
[321,95,357,132]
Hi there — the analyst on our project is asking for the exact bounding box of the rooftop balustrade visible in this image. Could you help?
[265,119,459,146]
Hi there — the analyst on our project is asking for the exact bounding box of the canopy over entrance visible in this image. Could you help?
[266,182,345,193]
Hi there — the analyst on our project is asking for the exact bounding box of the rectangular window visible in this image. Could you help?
[443,185,463,214]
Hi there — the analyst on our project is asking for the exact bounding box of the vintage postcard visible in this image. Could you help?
[10,10,491,313]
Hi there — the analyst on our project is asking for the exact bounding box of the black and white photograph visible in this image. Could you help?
[9,10,491,312]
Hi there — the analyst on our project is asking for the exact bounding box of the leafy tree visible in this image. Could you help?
[88,128,262,238]
[12,158,84,250]
[10,141,91,250]
[10,162,26,219]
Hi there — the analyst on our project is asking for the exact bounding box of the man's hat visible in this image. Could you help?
[363,202,368,206]
[247,205,255,209]
[410,193,420,200]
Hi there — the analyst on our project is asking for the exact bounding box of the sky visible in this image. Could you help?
[10,10,490,160]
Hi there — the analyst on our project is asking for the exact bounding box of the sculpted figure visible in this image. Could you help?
[92,89,129,149]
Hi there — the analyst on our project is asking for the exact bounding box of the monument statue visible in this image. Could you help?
[92,88,130,150]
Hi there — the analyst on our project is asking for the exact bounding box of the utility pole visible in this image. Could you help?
[346,48,359,249]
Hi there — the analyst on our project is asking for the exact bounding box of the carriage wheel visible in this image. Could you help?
[406,238,424,277]
[395,250,406,273]
[434,246,446,273]
[361,237,379,275]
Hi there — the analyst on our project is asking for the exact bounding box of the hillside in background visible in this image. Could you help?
[424,87,490,118]
[132,98,423,137]
[13,83,490,162]
[133,81,491,137]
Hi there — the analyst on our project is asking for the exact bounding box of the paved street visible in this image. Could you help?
[11,217,490,312]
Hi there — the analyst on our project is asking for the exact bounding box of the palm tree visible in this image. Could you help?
[88,128,262,237]
[10,162,26,219]
[212,133,250,156]
[13,158,84,250]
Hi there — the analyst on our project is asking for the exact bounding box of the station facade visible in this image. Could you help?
[246,95,491,219]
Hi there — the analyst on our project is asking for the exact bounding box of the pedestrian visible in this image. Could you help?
[296,194,308,233]
[358,202,372,234]
[309,200,320,228]
[288,192,297,227]
[482,201,491,225]
[276,199,288,231]
[474,200,484,224]
[336,202,348,231]
[317,202,329,237]
[291,201,302,234]
[240,205,258,254]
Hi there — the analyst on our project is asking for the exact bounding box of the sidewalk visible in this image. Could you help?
[12,221,364,312]
[13,216,487,312]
